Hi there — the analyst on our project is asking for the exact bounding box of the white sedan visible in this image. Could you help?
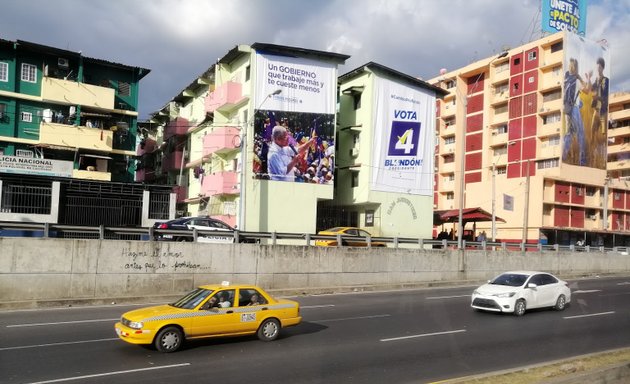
[471,271,571,316]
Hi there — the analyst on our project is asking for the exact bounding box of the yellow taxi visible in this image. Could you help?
[114,282,301,352]
[315,227,386,247]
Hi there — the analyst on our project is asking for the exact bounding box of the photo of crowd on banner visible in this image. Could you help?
[252,110,335,184]
[561,53,609,170]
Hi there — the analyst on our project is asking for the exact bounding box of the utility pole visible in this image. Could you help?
[522,159,531,244]
[491,163,496,242]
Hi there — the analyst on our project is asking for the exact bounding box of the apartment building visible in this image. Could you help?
[147,43,349,233]
[332,62,446,239]
[430,31,630,247]
[0,39,173,230]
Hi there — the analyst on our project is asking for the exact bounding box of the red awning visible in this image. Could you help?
[434,207,506,225]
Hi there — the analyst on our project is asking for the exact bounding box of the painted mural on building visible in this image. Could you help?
[561,33,610,169]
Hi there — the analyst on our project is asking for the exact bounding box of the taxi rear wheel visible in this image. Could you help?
[257,318,280,342]
[155,326,183,353]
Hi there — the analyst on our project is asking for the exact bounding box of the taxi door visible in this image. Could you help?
[190,289,240,337]
[230,288,269,333]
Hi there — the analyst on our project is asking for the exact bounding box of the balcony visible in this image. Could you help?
[202,127,241,157]
[72,169,111,181]
[205,81,247,113]
[39,122,113,151]
[440,161,456,174]
[173,185,187,203]
[201,171,239,196]
[489,132,508,147]
[538,121,561,138]
[164,117,189,140]
[135,167,156,182]
[137,138,157,156]
[441,103,456,118]
[492,67,510,84]
[162,150,184,172]
[41,77,115,110]
[610,108,630,122]
[538,143,561,159]
[607,143,629,155]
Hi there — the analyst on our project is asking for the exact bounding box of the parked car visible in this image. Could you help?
[315,227,386,247]
[152,217,257,243]
[115,282,302,352]
[471,271,571,316]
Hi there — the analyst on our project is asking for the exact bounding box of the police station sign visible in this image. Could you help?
[371,78,435,195]
[0,155,73,178]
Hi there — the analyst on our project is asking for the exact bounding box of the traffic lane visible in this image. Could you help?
[1,278,628,384]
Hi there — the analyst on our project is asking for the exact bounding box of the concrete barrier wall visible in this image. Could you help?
[1,238,629,306]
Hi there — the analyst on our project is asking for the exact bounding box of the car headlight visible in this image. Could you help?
[128,321,144,329]
[493,292,516,298]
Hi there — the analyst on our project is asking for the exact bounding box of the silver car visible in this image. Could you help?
[471,271,571,316]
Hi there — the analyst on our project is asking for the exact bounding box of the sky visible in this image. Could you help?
[1,0,629,120]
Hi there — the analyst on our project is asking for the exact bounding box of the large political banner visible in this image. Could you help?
[542,0,587,36]
[253,53,336,183]
[561,33,610,169]
[371,77,435,195]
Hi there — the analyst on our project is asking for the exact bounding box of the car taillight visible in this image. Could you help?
[158,223,168,229]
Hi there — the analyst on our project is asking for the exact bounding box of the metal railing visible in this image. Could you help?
[0,221,627,253]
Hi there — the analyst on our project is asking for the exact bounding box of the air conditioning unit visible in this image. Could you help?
[58,58,69,69]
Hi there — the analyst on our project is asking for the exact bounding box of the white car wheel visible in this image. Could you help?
[514,299,526,316]
[554,294,567,311]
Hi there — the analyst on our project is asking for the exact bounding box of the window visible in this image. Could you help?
[494,124,508,134]
[353,94,361,110]
[365,210,374,227]
[445,80,455,89]
[494,104,508,114]
[118,81,130,96]
[496,166,507,175]
[446,192,454,200]
[614,192,621,201]
[550,42,563,53]
[543,113,561,124]
[543,90,562,102]
[586,187,597,197]
[527,51,537,61]
[444,136,455,145]
[537,158,559,169]
[21,111,33,122]
[21,63,37,83]
[448,173,455,181]
[494,83,508,94]
[576,187,583,196]
[0,62,7,82]
[549,135,560,146]
[245,65,251,82]
[496,62,509,73]
[242,109,248,125]
[351,171,359,188]
[239,288,267,306]
[513,57,520,66]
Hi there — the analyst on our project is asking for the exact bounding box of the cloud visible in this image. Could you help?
[1,0,628,118]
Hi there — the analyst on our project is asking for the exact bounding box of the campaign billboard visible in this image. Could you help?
[542,0,587,36]
[252,53,336,183]
[371,77,435,195]
[561,33,610,169]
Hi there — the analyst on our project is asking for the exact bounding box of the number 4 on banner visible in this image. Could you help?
[395,129,415,154]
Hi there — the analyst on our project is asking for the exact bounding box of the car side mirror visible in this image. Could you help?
[527,283,538,289]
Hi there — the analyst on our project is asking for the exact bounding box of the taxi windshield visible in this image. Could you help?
[170,288,214,309]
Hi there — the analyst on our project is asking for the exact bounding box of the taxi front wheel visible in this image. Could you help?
[155,326,183,352]
[257,318,280,341]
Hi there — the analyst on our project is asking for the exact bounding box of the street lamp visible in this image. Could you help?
[457,50,508,249]
[237,89,282,230]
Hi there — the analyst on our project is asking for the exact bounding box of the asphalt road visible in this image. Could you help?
[1,276,630,384]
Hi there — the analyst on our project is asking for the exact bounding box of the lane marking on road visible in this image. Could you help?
[380,329,466,342]
[426,295,470,300]
[7,318,119,328]
[301,304,335,309]
[0,338,118,351]
[24,363,191,384]
[314,314,390,323]
[572,290,602,294]
[617,282,630,285]
[563,311,616,320]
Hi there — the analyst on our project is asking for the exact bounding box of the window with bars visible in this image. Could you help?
[118,81,131,96]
